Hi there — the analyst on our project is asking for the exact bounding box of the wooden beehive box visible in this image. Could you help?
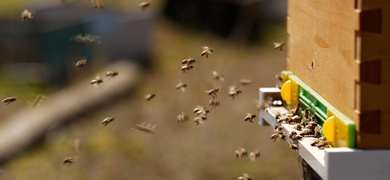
[287,0,390,148]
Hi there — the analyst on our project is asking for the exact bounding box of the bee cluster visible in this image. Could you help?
[267,102,331,151]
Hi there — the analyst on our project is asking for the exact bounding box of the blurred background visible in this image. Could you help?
[0,0,302,179]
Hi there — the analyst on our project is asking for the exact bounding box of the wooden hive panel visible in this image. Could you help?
[287,0,390,148]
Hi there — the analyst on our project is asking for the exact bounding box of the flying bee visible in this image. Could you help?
[133,122,156,133]
[235,147,248,158]
[63,156,78,165]
[21,9,33,21]
[200,46,213,58]
[181,64,193,74]
[106,70,118,79]
[257,100,269,110]
[74,58,87,68]
[270,132,280,142]
[144,93,156,101]
[238,79,252,87]
[177,112,189,123]
[228,86,242,99]
[31,94,46,107]
[3,96,17,105]
[70,34,101,44]
[212,71,225,82]
[275,73,283,88]
[273,41,286,51]
[208,98,220,110]
[238,173,252,180]
[206,87,219,98]
[193,115,207,125]
[101,116,115,126]
[90,75,103,87]
[91,0,105,9]
[248,149,261,162]
[289,143,298,150]
[182,58,196,65]
[175,82,187,92]
[244,113,257,123]
[193,105,210,116]
[139,1,151,10]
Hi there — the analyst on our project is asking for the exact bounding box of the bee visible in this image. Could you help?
[182,58,196,65]
[206,87,219,98]
[106,70,118,79]
[238,173,252,180]
[208,98,220,110]
[193,105,210,116]
[212,71,225,82]
[289,143,298,150]
[289,131,303,141]
[71,34,101,44]
[74,58,87,68]
[275,73,283,88]
[133,122,156,133]
[139,1,151,10]
[273,41,286,51]
[235,147,248,158]
[257,100,269,110]
[200,46,213,58]
[270,133,280,142]
[293,124,303,131]
[21,9,33,21]
[228,86,242,99]
[238,79,252,87]
[244,113,257,123]
[144,93,156,101]
[181,64,193,74]
[3,96,17,105]
[175,82,187,92]
[193,115,207,125]
[177,112,189,123]
[101,116,115,126]
[91,0,105,9]
[248,149,260,162]
[90,75,103,87]
[31,94,46,107]
[63,156,78,165]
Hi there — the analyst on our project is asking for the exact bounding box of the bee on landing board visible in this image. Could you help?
[3,96,17,105]
[200,46,213,58]
[21,9,33,21]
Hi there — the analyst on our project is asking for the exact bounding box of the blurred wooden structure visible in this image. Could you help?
[287,0,390,148]
[0,61,140,163]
